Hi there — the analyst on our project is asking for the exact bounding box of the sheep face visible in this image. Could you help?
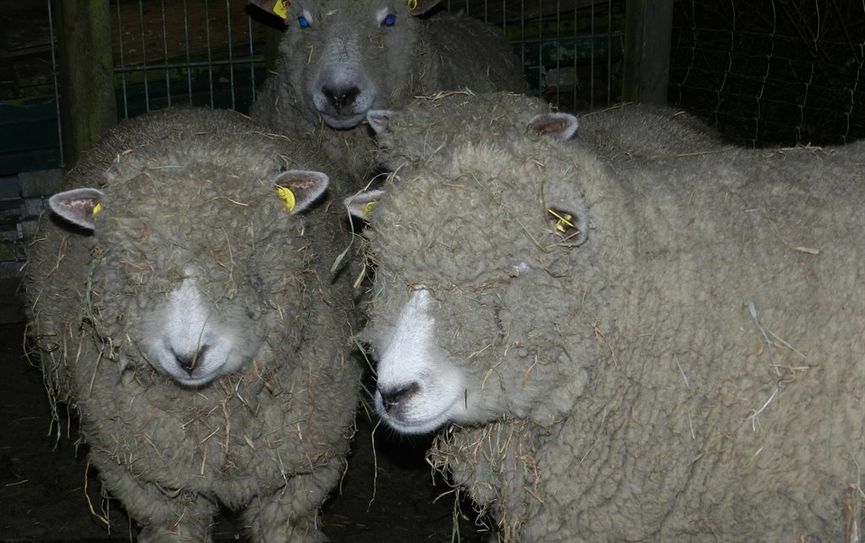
[273,0,433,129]
[358,137,611,434]
[48,167,328,388]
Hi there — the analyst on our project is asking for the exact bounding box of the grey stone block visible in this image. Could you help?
[19,169,64,198]
[20,197,46,219]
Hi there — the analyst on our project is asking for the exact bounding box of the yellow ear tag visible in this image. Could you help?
[547,208,575,233]
[273,0,290,19]
[362,201,376,219]
[276,186,296,211]
[407,0,418,10]
[92,202,103,217]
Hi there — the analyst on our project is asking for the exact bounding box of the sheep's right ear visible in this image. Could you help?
[274,170,329,214]
[247,0,290,19]
[408,0,441,15]
[528,113,579,141]
[344,189,386,220]
[367,110,398,135]
[48,188,105,231]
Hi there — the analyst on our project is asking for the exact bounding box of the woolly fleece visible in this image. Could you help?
[361,93,865,541]
[24,108,361,542]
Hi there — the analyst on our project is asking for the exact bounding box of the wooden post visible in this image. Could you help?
[623,0,674,104]
[55,0,116,167]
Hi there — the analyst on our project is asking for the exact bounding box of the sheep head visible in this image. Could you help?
[351,111,626,433]
[48,166,329,387]
[250,0,444,129]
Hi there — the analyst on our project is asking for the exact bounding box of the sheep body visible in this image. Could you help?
[25,108,360,542]
[575,102,723,159]
[249,0,527,183]
[357,93,865,541]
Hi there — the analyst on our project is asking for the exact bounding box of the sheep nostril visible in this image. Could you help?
[173,345,210,376]
[322,85,361,111]
[379,382,420,413]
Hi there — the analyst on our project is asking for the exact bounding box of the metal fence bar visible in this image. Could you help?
[183,0,194,105]
[137,0,151,112]
[225,0,236,110]
[47,0,64,169]
[116,0,130,118]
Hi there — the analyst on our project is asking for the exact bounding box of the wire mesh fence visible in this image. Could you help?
[670,0,865,147]
[111,0,269,118]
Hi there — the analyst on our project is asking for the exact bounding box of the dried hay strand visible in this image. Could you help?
[427,419,544,543]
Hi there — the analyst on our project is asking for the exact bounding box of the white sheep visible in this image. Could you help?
[348,93,865,541]
[24,108,361,543]
[248,0,527,183]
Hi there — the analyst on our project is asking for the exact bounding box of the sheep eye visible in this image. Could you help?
[298,15,311,28]
[382,13,397,27]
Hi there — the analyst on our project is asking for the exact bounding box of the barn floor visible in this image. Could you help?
[0,278,485,542]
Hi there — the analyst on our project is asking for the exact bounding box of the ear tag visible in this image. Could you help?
[547,208,575,233]
[92,202,103,217]
[407,0,418,10]
[276,186,296,211]
[362,201,376,219]
[273,0,290,19]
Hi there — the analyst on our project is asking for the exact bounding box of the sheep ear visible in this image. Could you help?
[344,189,386,220]
[247,0,290,19]
[408,0,441,15]
[274,170,329,214]
[546,206,588,246]
[48,188,105,231]
[528,113,579,140]
[367,110,398,135]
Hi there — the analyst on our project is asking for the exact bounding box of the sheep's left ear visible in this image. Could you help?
[408,0,441,15]
[344,189,386,220]
[274,170,329,214]
[48,188,105,231]
[528,113,579,141]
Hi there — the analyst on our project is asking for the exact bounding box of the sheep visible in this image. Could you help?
[347,92,865,541]
[248,0,527,183]
[365,93,724,172]
[24,107,361,543]
[575,102,724,159]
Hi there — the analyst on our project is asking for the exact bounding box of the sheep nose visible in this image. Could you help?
[173,345,210,376]
[322,85,360,112]
[379,382,420,413]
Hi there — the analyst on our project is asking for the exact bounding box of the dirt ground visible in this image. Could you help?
[0,279,488,542]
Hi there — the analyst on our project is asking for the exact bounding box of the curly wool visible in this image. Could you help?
[250,0,527,184]
[25,108,360,542]
[362,93,865,541]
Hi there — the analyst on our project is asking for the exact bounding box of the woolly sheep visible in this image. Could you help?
[248,0,527,182]
[575,102,724,159]
[365,93,723,172]
[348,93,865,541]
[24,108,361,542]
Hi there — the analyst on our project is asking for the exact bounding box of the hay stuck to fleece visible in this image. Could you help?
[428,419,545,542]
[354,92,865,542]
[23,108,361,542]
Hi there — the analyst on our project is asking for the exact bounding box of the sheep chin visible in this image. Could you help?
[320,112,368,129]
[374,390,461,435]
